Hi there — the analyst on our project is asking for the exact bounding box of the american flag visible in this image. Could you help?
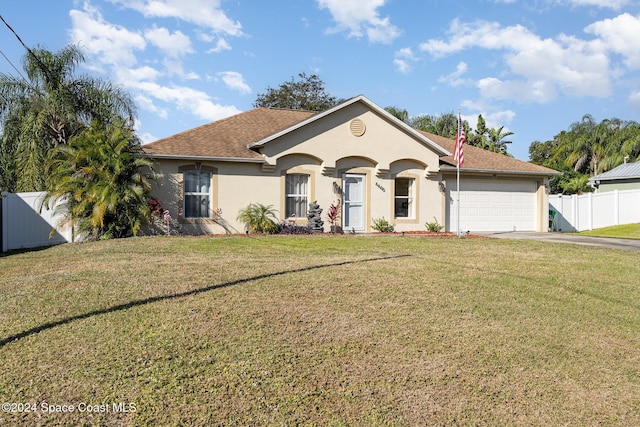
[454,112,466,167]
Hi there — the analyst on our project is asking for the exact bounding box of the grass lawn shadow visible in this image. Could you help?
[0,253,411,348]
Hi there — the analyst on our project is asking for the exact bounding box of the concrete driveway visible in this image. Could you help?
[482,232,640,252]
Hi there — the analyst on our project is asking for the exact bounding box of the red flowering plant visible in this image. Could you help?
[148,198,179,235]
[327,200,340,224]
[327,200,341,233]
[149,198,164,216]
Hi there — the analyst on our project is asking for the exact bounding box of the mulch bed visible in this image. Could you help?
[188,231,488,238]
[364,231,487,238]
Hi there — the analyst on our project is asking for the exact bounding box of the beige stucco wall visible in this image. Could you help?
[150,159,279,234]
[537,178,549,232]
[148,104,447,234]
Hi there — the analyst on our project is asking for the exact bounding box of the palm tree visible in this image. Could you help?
[554,114,602,175]
[0,45,136,192]
[598,119,640,172]
[409,112,458,138]
[620,122,640,163]
[43,119,155,240]
[236,203,279,234]
[432,113,458,138]
[408,114,435,132]
[384,106,409,123]
[468,114,488,149]
[487,126,514,155]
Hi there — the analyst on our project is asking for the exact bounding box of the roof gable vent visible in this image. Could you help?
[350,118,366,137]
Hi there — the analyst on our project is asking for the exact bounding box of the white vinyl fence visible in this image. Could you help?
[549,189,640,232]
[1,192,72,252]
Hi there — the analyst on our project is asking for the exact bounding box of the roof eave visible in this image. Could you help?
[140,153,264,163]
[589,175,640,182]
[440,166,562,177]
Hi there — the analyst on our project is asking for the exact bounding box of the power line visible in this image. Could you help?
[0,49,27,81]
[1,14,35,59]
[0,14,51,82]
[0,14,47,104]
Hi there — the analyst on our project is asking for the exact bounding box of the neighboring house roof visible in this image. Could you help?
[420,131,560,176]
[588,161,640,183]
[141,95,558,176]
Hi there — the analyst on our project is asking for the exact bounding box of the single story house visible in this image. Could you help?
[142,95,558,234]
[588,161,640,193]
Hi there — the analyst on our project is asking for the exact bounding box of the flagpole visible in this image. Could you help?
[457,153,460,237]
[456,107,461,237]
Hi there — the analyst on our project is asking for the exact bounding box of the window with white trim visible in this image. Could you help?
[184,170,212,218]
[394,177,414,218]
[285,174,308,218]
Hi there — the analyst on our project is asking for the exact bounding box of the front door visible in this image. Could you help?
[343,174,365,231]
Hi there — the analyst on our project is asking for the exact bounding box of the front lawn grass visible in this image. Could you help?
[1,235,639,426]
[579,223,640,240]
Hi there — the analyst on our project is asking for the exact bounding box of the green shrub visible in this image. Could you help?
[236,203,279,234]
[372,217,395,232]
[425,218,444,233]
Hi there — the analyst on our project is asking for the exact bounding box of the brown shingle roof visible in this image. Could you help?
[142,105,558,176]
[142,107,317,159]
[419,131,559,175]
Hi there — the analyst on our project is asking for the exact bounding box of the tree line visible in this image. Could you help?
[529,115,640,194]
[384,107,514,156]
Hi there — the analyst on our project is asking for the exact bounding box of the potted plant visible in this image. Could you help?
[327,200,342,234]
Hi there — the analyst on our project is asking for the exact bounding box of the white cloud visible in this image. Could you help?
[420,18,613,102]
[108,0,243,36]
[564,0,629,10]
[218,71,251,94]
[207,38,232,54]
[585,13,640,69]
[420,19,538,58]
[478,77,558,103]
[393,47,417,74]
[133,81,240,121]
[158,58,200,80]
[184,71,200,80]
[438,61,470,87]
[393,59,410,74]
[459,99,516,133]
[316,0,401,44]
[117,66,162,83]
[135,94,168,119]
[70,1,242,126]
[138,132,158,144]
[485,110,516,127]
[629,91,640,112]
[144,26,193,58]
[69,3,146,68]
[505,33,610,98]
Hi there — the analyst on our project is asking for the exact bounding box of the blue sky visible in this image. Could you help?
[2,0,640,160]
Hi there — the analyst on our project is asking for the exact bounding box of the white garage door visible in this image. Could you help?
[447,180,537,232]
